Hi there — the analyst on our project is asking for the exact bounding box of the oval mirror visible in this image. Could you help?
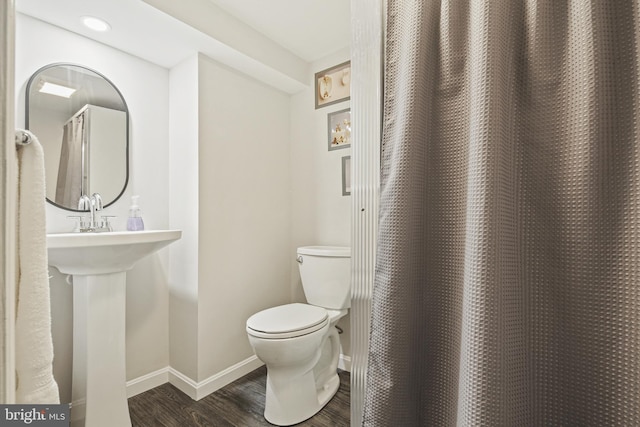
[26,63,129,211]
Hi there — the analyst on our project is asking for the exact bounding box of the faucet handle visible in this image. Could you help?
[100,215,116,232]
[67,215,84,232]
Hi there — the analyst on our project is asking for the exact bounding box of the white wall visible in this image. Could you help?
[290,48,352,359]
[87,105,127,204]
[196,55,292,380]
[167,54,292,384]
[15,14,171,402]
[168,55,199,380]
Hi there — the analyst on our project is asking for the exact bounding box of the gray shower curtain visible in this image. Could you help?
[55,111,86,207]
[364,1,640,425]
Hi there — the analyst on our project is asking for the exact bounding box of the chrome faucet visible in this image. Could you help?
[77,194,91,209]
[90,193,103,224]
[73,193,113,232]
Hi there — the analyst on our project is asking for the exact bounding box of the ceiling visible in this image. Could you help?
[206,0,351,62]
[15,0,351,93]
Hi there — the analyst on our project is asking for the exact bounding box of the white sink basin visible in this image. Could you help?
[47,229,181,275]
[46,229,181,427]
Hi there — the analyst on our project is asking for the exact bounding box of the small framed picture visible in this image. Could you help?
[328,108,351,151]
[315,61,351,109]
[342,156,351,196]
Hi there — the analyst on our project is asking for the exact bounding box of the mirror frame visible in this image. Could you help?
[25,62,130,212]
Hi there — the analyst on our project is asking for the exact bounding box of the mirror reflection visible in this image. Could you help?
[26,63,129,211]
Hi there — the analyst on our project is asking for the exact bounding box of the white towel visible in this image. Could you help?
[15,132,60,404]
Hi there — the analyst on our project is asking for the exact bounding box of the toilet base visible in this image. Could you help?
[262,326,342,426]
[264,370,340,426]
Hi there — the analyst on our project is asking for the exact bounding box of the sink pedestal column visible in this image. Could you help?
[71,272,131,427]
[47,230,182,426]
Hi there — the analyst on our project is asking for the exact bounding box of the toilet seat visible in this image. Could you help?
[247,303,328,339]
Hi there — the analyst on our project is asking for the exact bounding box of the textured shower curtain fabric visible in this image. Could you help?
[55,113,85,207]
[364,1,640,426]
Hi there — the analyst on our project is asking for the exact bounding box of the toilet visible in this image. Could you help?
[246,246,350,426]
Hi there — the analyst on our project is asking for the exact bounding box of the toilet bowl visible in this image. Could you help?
[246,246,350,426]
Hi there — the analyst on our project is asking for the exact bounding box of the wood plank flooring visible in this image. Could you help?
[128,366,350,427]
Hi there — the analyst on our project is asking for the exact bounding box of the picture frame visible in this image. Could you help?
[315,61,351,109]
[342,156,351,196]
[328,108,351,151]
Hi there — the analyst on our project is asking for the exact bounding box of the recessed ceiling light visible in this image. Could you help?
[39,82,77,98]
[81,16,111,32]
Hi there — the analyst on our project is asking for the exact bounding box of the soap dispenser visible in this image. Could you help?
[127,195,145,231]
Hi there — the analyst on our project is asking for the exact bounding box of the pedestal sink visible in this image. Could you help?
[47,230,181,427]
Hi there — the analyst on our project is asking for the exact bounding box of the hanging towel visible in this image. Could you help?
[15,131,60,404]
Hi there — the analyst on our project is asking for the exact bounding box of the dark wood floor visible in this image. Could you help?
[128,366,350,427]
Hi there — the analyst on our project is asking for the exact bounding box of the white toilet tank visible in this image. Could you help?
[297,246,351,310]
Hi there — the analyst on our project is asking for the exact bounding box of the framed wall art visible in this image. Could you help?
[328,108,351,151]
[342,156,351,196]
[315,61,351,109]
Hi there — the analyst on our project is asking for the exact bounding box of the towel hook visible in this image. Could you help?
[15,129,33,148]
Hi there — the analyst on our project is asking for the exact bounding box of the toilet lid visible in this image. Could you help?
[246,303,328,339]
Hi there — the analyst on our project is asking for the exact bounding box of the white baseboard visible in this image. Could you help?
[72,352,344,411]
[126,367,170,398]
[166,367,199,400]
[72,356,263,406]
[69,398,85,423]
[339,354,351,372]
[122,356,262,402]
[169,355,264,401]
[169,354,346,400]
